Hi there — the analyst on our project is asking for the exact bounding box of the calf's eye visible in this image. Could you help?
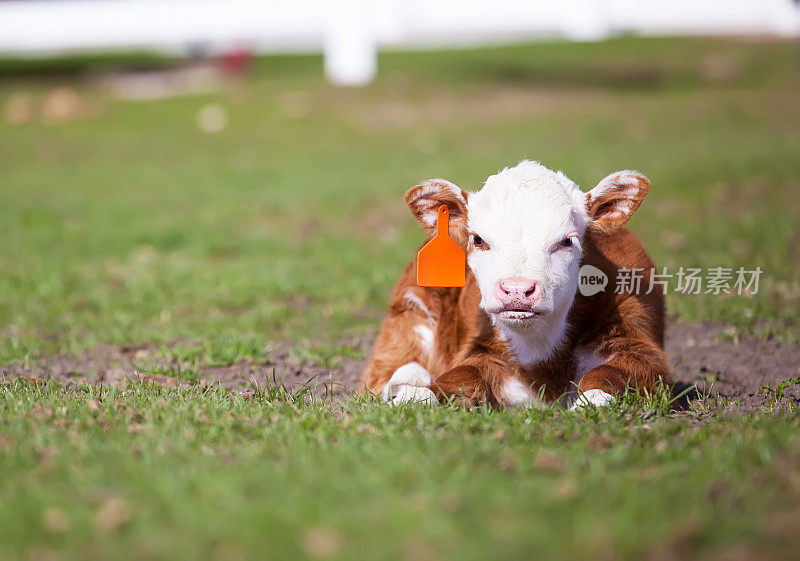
[560,237,573,248]
[472,235,484,246]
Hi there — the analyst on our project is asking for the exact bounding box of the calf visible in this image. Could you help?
[361,160,670,408]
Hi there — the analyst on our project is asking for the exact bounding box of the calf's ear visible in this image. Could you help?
[405,179,470,243]
[586,170,650,234]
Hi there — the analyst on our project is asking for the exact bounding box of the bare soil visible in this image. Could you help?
[666,322,800,413]
[3,323,799,412]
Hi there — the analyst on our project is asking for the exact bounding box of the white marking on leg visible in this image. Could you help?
[413,324,435,357]
[500,377,541,409]
[391,385,436,405]
[570,388,615,410]
[403,289,435,323]
[381,362,434,404]
[562,347,615,407]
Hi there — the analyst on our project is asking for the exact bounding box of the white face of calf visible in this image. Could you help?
[406,160,650,363]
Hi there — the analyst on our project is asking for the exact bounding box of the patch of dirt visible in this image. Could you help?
[2,323,799,412]
[0,340,368,400]
[666,322,800,412]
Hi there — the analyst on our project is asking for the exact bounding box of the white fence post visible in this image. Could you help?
[324,0,377,86]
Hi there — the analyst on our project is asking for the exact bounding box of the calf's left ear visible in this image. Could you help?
[586,170,650,234]
[405,179,470,245]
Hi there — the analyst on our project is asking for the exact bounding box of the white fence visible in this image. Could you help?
[1,0,798,85]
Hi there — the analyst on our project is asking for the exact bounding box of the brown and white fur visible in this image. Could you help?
[362,160,669,409]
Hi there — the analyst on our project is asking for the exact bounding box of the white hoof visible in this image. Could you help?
[391,385,437,406]
[570,389,615,410]
[381,362,435,405]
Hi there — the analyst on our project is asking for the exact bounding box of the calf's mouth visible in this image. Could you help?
[497,309,540,320]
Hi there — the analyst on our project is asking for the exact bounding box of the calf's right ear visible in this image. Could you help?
[404,179,470,241]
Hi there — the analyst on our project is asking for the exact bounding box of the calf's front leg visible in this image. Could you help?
[424,347,517,406]
[426,365,496,406]
[574,337,670,408]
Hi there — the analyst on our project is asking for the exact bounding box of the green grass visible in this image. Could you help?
[1,380,799,561]
[1,37,800,560]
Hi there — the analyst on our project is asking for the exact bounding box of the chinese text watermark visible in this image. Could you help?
[578,265,762,297]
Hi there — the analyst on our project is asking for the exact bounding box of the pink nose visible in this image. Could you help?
[495,277,542,306]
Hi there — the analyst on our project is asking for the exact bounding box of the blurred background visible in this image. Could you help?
[2,0,799,85]
[1,1,799,366]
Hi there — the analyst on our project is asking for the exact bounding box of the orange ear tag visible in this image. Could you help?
[417,205,466,287]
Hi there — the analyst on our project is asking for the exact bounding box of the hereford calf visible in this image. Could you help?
[361,160,670,408]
